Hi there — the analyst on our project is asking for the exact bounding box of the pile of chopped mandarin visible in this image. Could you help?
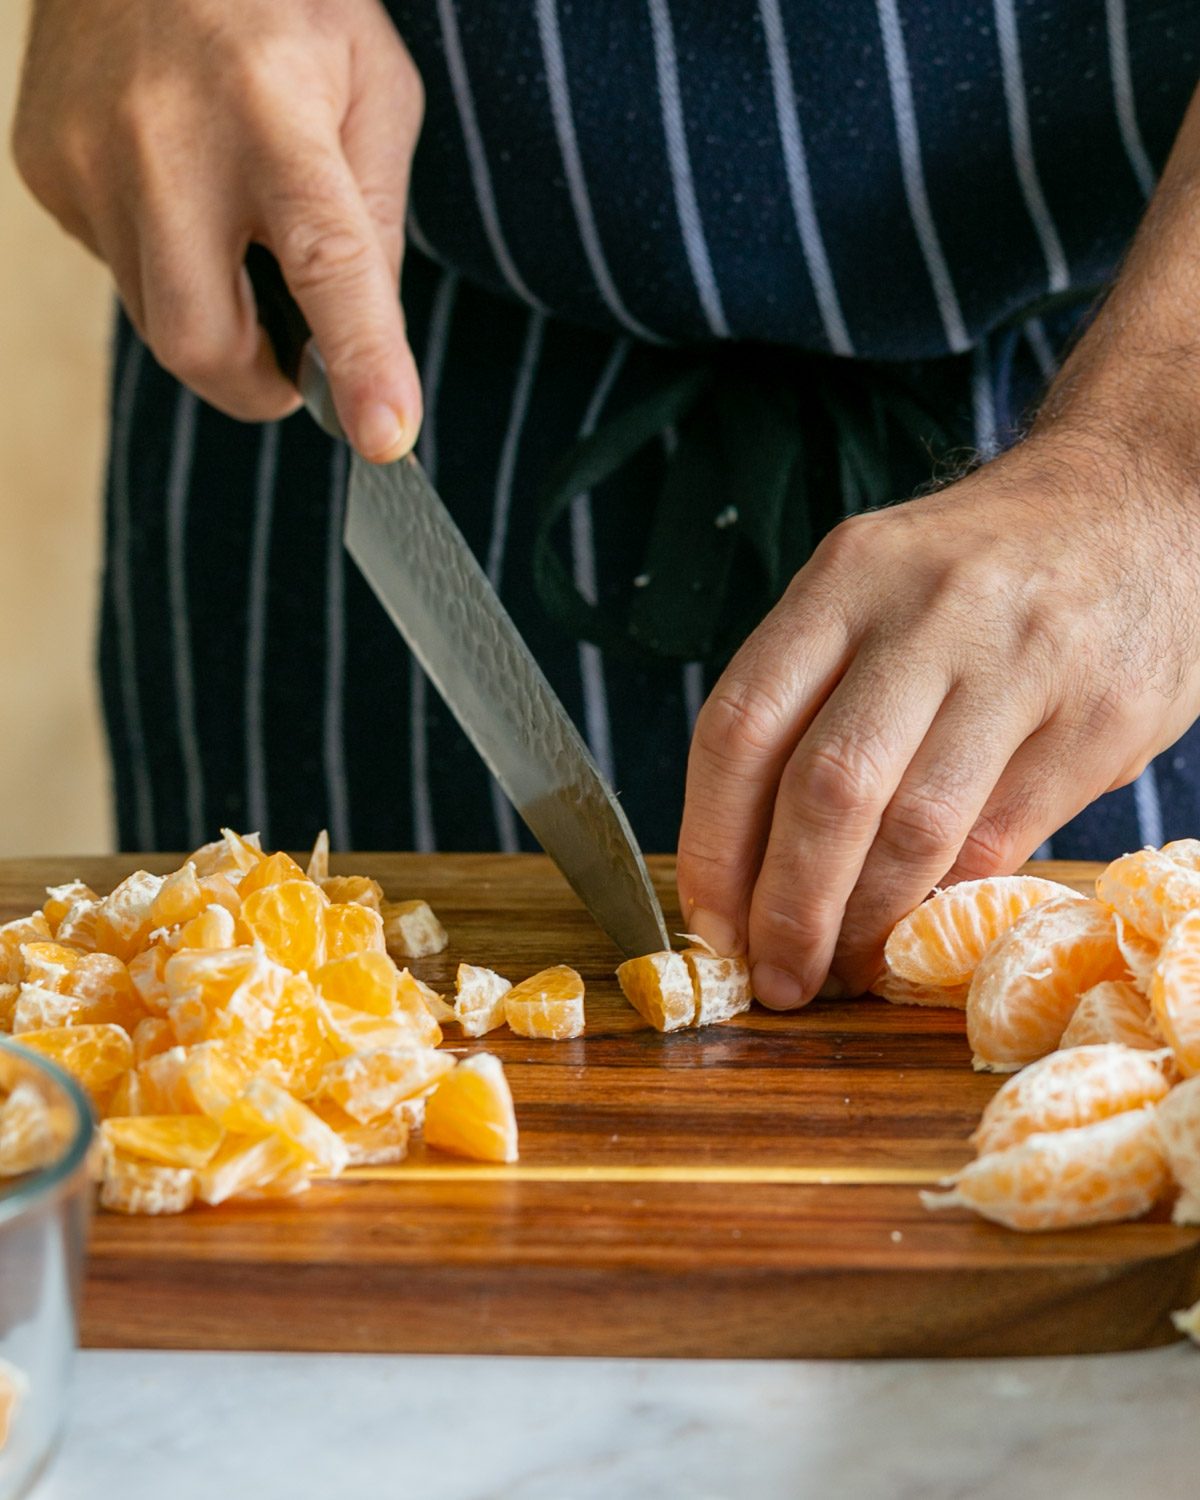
[0,829,755,1217]
[874,838,1200,1340]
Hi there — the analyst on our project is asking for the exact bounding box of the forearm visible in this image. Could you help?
[1037,81,1200,472]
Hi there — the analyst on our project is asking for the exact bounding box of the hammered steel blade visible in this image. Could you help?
[344,452,670,957]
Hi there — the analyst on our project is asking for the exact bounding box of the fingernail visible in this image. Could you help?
[687,908,742,957]
[751,963,808,1010]
[358,402,408,462]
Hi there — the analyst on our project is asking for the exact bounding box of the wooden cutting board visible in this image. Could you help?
[3,854,1197,1359]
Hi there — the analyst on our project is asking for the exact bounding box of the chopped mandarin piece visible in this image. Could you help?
[316,998,431,1057]
[320,876,383,911]
[128,944,171,1013]
[43,881,97,933]
[149,863,207,930]
[99,1156,196,1215]
[425,1053,518,1164]
[196,1132,303,1206]
[1163,838,1200,870]
[170,904,237,952]
[237,850,306,899]
[241,880,327,973]
[1151,908,1200,1076]
[106,1069,144,1118]
[683,950,752,1026]
[870,966,970,1008]
[10,980,145,1035]
[138,1045,200,1114]
[0,1360,24,1450]
[394,970,446,1042]
[1154,1077,1200,1224]
[454,963,511,1037]
[0,913,52,983]
[885,877,1075,989]
[0,1080,57,1175]
[382,899,448,959]
[101,1115,224,1168]
[922,1108,1168,1230]
[505,965,585,1040]
[317,1046,455,1124]
[323,901,386,962]
[224,1077,349,1173]
[94,871,165,961]
[311,1100,411,1166]
[55,896,99,952]
[0,985,18,1031]
[306,829,330,883]
[20,941,82,992]
[969,1044,1172,1155]
[190,828,263,879]
[617,951,695,1032]
[184,1043,249,1123]
[966,896,1127,1072]
[313,951,397,1017]
[232,975,334,1096]
[1059,980,1162,1051]
[1096,847,1200,946]
[17,1023,132,1095]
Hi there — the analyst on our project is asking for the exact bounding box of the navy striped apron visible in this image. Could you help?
[100,1,1200,857]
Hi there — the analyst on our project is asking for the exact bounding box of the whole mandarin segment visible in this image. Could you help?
[1096,848,1200,946]
[969,1043,1173,1155]
[1112,914,1160,998]
[504,965,586,1040]
[966,895,1127,1071]
[1058,980,1162,1051]
[870,966,970,1008]
[1151,908,1200,1076]
[1155,1077,1200,1224]
[922,1108,1168,1230]
[425,1052,518,1164]
[884,876,1076,989]
[617,951,696,1032]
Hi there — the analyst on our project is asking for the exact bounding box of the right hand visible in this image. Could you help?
[11,0,425,462]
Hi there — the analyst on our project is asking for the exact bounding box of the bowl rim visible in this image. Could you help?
[0,1038,94,1226]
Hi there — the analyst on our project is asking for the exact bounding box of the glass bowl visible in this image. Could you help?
[0,1040,93,1500]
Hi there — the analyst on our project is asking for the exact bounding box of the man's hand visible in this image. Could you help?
[678,84,1200,1008]
[11,0,423,462]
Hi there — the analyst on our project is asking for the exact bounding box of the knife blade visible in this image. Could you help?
[245,247,669,956]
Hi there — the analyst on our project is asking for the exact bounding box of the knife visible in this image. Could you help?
[244,246,669,957]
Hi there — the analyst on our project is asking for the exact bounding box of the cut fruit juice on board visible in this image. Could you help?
[0,829,756,1216]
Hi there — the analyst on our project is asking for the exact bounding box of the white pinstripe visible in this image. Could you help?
[757,0,854,357]
[436,0,544,310]
[1133,761,1164,848]
[993,0,1070,295]
[971,340,999,461]
[682,661,705,736]
[486,309,547,851]
[322,443,351,852]
[646,0,731,338]
[874,0,968,353]
[165,389,205,848]
[570,340,630,787]
[244,421,280,842]
[405,203,437,262]
[410,270,461,854]
[1105,0,1156,199]
[536,0,662,343]
[108,337,155,849]
[1023,316,1057,382]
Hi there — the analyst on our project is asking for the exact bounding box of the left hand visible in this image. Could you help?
[676,421,1200,1005]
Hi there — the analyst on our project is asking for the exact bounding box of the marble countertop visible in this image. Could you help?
[30,1345,1200,1499]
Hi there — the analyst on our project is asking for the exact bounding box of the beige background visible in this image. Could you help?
[1,5,113,856]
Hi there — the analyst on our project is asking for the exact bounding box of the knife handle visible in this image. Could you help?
[244,243,346,443]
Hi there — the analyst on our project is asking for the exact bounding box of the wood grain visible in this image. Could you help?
[3,855,1197,1358]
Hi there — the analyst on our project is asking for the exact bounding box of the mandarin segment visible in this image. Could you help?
[966,896,1127,1071]
[425,1052,518,1164]
[0,1080,58,1175]
[101,1114,224,1168]
[224,1076,349,1173]
[311,1100,411,1166]
[617,951,696,1032]
[99,1155,196,1215]
[317,1046,455,1124]
[323,901,386,963]
[922,1108,1168,1230]
[196,1132,304,1206]
[869,966,970,1009]
[1155,1077,1200,1224]
[43,881,96,933]
[1096,848,1200,946]
[885,876,1075,988]
[0,913,52,984]
[241,880,327,973]
[313,951,397,1016]
[94,871,165,961]
[17,1023,132,1095]
[968,1044,1173,1155]
[1058,980,1162,1051]
[505,965,585,1040]
[684,950,753,1026]
[1150,908,1200,1076]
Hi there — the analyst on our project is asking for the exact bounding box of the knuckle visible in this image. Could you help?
[151,316,232,387]
[276,215,372,291]
[880,785,967,863]
[954,815,1022,879]
[810,512,878,574]
[788,738,888,820]
[692,681,788,769]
